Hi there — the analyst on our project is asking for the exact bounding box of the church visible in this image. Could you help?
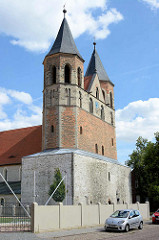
[0,10,131,206]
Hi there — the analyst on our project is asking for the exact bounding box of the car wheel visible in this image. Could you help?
[125,224,130,232]
[138,222,143,230]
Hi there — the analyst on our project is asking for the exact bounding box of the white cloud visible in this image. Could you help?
[0,0,123,52]
[116,98,159,142]
[140,0,159,9]
[0,88,42,131]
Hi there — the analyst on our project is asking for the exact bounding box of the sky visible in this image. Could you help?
[0,0,159,164]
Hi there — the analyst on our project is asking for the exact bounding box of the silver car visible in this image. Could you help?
[104,209,143,232]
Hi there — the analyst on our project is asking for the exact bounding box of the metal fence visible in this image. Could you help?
[0,204,31,232]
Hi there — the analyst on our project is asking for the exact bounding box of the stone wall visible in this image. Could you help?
[0,165,21,182]
[21,150,131,206]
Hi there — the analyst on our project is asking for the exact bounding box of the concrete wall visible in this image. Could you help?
[32,202,150,233]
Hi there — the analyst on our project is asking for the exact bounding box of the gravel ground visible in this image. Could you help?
[0,221,158,240]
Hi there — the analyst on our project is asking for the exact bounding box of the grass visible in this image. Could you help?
[0,217,31,224]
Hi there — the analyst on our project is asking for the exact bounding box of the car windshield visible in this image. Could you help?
[110,210,129,218]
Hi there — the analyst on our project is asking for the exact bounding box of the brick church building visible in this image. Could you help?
[0,10,131,205]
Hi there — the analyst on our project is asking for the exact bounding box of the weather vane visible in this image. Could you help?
[93,37,96,49]
[63,2,67,17]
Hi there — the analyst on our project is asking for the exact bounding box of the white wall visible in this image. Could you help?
[32,202,150,233]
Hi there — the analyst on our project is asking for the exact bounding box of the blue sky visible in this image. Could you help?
[0,0,159,164]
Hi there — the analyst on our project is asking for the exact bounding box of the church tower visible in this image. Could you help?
[42,9,84,150]
[42,10,117,160]
[22,10,131,206]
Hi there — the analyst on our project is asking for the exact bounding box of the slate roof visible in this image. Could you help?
[85,47,114,85]
[24,148,129,168]
[0,181,21,195]
[0,125,42,166]
[47,17,84,61]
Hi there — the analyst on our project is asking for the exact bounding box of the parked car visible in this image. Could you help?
[104,209,143,232]
[152,209,159,224]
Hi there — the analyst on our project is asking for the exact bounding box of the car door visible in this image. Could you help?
[128,211,137,229]
[134,210,140,227]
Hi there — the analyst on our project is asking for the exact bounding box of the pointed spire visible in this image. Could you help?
[85,42,113,85]
[46,10,84,61]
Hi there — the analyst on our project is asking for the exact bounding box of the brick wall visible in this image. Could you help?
[61,107,77,148]
[77,108,117,159]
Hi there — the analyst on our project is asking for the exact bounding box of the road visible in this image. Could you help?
[0,221,158,240]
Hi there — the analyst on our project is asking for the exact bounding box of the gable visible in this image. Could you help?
[87,73,105,102]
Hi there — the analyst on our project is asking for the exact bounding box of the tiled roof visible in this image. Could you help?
[84,75,92,90]
[0,125,42,166]
[46,17,84,61]
[0,181,21,195]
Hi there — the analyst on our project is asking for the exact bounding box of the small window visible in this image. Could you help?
[110,92,113,108]
[0,198,5,206]
[96,87,99,99]
[102,146,104,155]
[51,125,54,133]
[78,67,81,87]
[108,172,111,181]
[80,126,82,134]
[95,144,98,154]
[111,138,114,146]
[52,66,56,84]
[101,105,104,120]
[65,64,71,83]
[79,91,82,108]
[19,167,22,181]
[4,168,8,181]
[111,112,113,125]
[89,98,93,113]
[102,90,105,101]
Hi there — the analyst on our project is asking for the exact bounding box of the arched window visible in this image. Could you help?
[102,90,105,101]
[95,144,98,154]
[65,64,71,83]
[52,66,56,84]
[101,105,104,120]
[80,126,82,134]
[78,67,81,87]
[4,168,8,181]
[110,92,113,108]
[110,112,113,125]
[96,87,99,99]
[0,198,5,206]
[102,146,104,155]
[89,98,93,113]
[79,91,82,108]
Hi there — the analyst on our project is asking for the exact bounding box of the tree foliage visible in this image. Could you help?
[49,168,65,202]
[126,133,159,209]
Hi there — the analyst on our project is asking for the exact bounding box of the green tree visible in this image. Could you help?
[49,168,65,202]
[126,133,159,210]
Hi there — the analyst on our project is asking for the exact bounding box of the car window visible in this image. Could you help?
[129,211,135,218]
[134,210,140,216]
[111,210,129,218]
[156,209,159,213]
